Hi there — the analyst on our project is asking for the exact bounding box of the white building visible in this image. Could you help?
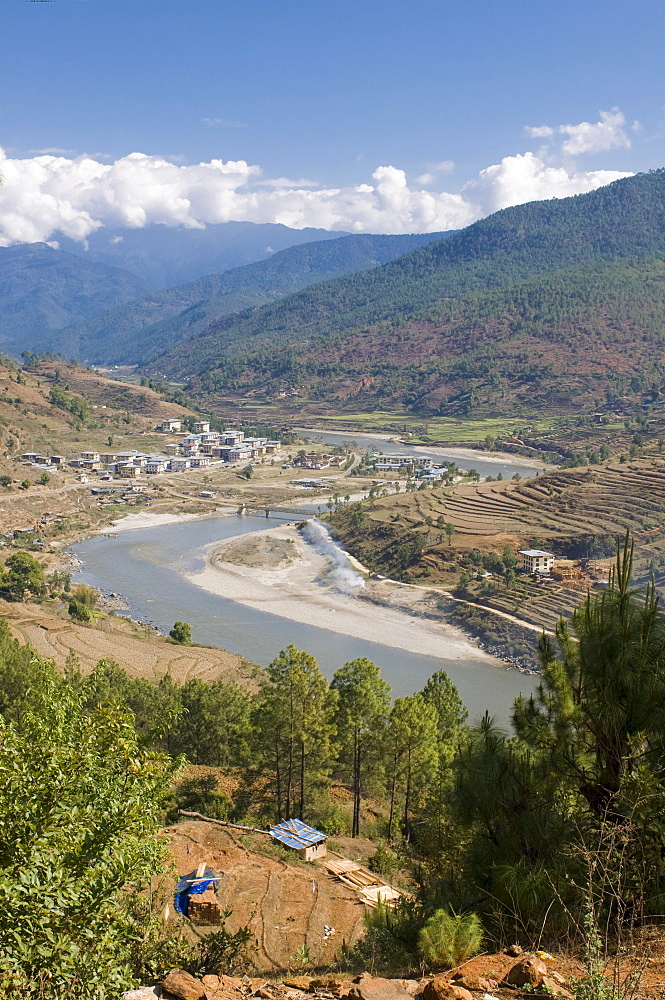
[160,418,182,433]
[519,549,555,574]
[146,459,167,474]
[193,420,210,434]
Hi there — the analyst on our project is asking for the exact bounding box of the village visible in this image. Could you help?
[17,419,286,482]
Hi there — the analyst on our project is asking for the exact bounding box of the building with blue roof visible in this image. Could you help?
[269,818,328,861]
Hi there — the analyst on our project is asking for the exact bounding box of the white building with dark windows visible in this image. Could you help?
[519,549,555,575]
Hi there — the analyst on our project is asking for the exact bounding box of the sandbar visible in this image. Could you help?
[185,522,497,664]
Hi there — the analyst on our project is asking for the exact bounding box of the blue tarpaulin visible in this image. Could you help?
[174,866,217,916]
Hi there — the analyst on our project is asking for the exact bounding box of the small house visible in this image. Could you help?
[519,549,555,575]
[193,420,210,434]
[269,818,327,861]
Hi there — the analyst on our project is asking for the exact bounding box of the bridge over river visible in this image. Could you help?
[237,502,324,519]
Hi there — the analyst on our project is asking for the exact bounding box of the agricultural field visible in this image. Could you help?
[356,460,665,550]
[329,459,665,636]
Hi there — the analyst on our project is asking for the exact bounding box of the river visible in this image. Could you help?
[295,427,545,480]
[71,511,539,723]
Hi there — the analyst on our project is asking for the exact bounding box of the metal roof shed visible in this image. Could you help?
[269,818,328,861]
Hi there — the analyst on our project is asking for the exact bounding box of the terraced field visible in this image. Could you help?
[367,460,665,551]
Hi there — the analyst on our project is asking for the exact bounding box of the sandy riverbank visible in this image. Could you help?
[185,521,497,664]
[409,444,547,469]
[103,507,238,533]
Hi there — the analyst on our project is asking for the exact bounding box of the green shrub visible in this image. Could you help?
[170,621,192,644]
[68,598,92,622]
[368,840,400,880]
[418,909,483,968]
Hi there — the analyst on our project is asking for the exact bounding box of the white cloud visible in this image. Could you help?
[560,108,630,155]
[0,143,633,244]
[255,176,320,188]
[526,109,632,156]
[524,125,555,139]
[467,151,631,214]
[28,147,78,156]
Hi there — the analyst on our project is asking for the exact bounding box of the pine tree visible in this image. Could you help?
[331,658,391,837]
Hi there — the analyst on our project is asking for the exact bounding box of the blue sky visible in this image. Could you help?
[1,0,664,241]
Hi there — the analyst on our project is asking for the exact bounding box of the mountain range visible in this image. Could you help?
[139,169,665,415]
[0,229,450,363]
[56,221,345,289]
[47,231,450,365]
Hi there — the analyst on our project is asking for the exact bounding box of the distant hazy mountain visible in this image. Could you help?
[0,243,149,355]
[49,231,452,364]
[57,221,347,288]
[143,169,665,416]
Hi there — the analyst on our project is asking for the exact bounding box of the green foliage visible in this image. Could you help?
[169,620,192,644]
[418,909,484,968]
[49,384,90,425]
[368,840,401,880]
[348,899,423,975]
[387,694,439,840]
[189,917,255,976]
[68,598,92,622]
[253,645,338,822]
[0,654,176,998]
[1,550,45,600]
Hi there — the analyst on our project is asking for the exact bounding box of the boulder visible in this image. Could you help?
[541,976,572,999]
[161,970,206,1000]
[505,943,523,958]
[282,978,315,992]
[310,977,356,994]
[349,974,412,1000]
[450,975,494,992]
[203,974,245,1000]
[501,957,548,988]
[392,982,423,997]
[422,979,473,1000]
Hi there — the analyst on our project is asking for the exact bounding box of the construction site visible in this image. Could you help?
[166,814,404,973]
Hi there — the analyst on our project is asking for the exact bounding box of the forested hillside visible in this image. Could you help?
[180,255,665,413]
[48,231,450,364]
[0,244,149,355]
[141,169,665,414]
